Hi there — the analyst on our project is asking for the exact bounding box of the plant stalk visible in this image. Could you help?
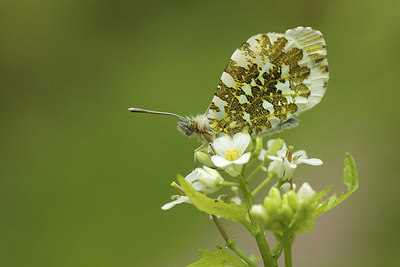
[211,215,257,267]
[251,172,275,196]
[238,175,275,267]
[282,232,293,267]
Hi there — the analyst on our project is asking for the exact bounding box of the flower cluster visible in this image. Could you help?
[162,133,323,212]
[250,183,320,236]
[158,132,358,266]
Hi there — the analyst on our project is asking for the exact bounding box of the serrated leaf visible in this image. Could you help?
[178,176,254,233]
[314,154,359,217]
[188,246,248,267]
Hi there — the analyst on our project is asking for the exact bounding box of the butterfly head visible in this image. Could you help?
[177,117,195,137]
[177,114,215,143]
[129,108,215,143]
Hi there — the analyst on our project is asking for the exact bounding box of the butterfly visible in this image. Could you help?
[129,27,328,148]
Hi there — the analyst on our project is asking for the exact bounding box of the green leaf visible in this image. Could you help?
[188,246,248,267]
[178,176,254,233]
[314,153,359,217]
[343,153,359,191]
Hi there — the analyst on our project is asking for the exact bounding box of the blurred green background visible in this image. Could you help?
[1,0,399,266]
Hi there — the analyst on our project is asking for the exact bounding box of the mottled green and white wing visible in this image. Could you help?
[206,27,329,137]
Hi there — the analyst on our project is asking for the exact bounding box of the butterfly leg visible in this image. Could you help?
[206,144,225,171]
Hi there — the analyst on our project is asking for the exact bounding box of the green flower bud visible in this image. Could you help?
[286,190,299,211]
[253,137,263,156]
[250,204,268,227]
[263,197,274,210]
[255,182,323,238]
[195,151,214,168]
[269,187,282,204]
[266,139,284,157]
[280,203,294,223]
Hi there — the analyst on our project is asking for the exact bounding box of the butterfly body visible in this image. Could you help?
[130,27,328,146]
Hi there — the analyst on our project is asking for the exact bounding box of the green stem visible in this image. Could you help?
[246,161,265,182]
[238,175,275,267]
[211,215,257,267]
[228,240,258,267]
[275,179,286,189]
[251,172,275,197]
[220,181,239,187]
[282,232,292,267]
[272,240,283,260]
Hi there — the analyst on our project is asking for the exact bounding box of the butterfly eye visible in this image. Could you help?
[187,121,195,132]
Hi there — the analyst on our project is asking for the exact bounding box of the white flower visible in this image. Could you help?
[210,133,251,177]
[267,141,323,180]
[161,167,224,210]
[296,182,316,202]
[193,166,224,193]
[161,195,191,210]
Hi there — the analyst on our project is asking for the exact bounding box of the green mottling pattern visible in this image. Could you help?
[209,35,311,135]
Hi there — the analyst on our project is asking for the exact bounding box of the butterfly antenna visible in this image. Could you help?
[128,108,185,119]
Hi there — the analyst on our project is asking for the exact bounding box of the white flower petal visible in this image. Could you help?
[293,150,307,159]
[232,133,251,154]
[279,182,296,193]
[283,168,296,180]
[284,159,297,169]
[232,152,251,165]
[297,183,316,202]
[161,196,191,210]
[267,139,277,148]
[195,166,223,190]
[282,142,288,151]
[276,145,287,157]
[212,136,233,156]
[185,170,200,183]
[232,196,242,205]
[267,155,282,162]
[211,155,232,168]
[258,149,267,161]
[203,166,222,179]
[268,160,284,177]
[299,158,323,166]
[192,181,206,191]
[281,159,297,179]
[250,204,267,217]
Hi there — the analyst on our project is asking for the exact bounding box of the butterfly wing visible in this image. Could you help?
[206,27,329,137]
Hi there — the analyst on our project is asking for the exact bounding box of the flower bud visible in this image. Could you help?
[255,182,322,237]
[297,183,316,202]
[286,190,299,211]
[280,202,294,222]
[269,187,282,204]
[253,137,263,156]
[195,151,214,168]
[196,166,223,189]
[250,204,268,226]
[279,182,296,194]
[266,139,284,157]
